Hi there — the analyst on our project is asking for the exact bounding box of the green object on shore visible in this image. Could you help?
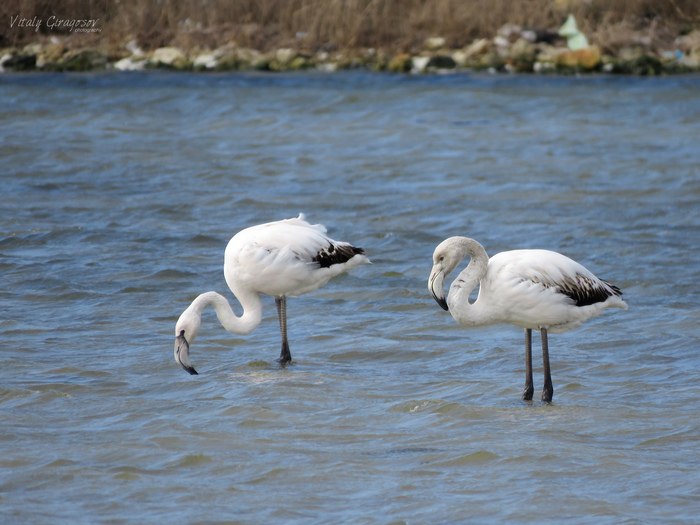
[559,14,589,51]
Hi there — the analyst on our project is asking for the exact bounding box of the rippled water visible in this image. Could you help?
[1,71,699,523]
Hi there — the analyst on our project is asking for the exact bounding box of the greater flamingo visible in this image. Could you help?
[174,214,369,374]
[428,237,627,401]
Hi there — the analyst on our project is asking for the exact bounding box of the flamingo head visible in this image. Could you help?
[429,237,473,311]
[429,250,450,311]
[174,307,201,375]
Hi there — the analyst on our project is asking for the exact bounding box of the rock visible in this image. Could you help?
[508,38,537,71]
[497,24,522,42]
[521,30,538,43]
[493,24,522,60]
[678,52,700,69]
[574,45,601,69]
[555,45,601,70]
[335,54,369,70]
[366,50,389,71]
[388,53,412,73]
[269,54,309,71]
[424,37,446,50]
[603,45,665,75]
[41,42,67,64]
[209,46,266,70]
[275,48,296,64]
[193,53,218,70]
[532,29,562,45]
[211,44,238,70]
[533,61,557,73]
[318,51,360,71]
[0,51,37,71]
[268,48,304,71]
[237,48,268,70]
[0,53,13,71]
[114,56,147,71]
[454,38,491,67]
[674,30,700,55]
[289,56,310,70]
[478,52,506,71]
[617,46,645,62]
[610,55,663,75]
[316,62,338,72]
[21,42,42,55]
[658,50,698,74]
[411,56,431,73]
[493,36,510,58]
[537,44,567,64]
[427,55,457,70]
[556,50,580,68]
[467,38,491,57]
[451,50,468,67]
[61,49,107,71]
[150,47,190,69]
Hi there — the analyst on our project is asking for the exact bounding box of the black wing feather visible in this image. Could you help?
[557,275,623,307]
[312,242,365,268]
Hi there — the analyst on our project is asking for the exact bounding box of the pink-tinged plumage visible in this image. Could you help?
[429,236,627,402]
[174,214,369,375]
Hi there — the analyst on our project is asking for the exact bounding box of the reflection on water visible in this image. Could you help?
[1,71,699,523]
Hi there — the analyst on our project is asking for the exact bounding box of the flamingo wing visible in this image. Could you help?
[225,215,368,298]
[488,249,620,303]
[481,249,625,331]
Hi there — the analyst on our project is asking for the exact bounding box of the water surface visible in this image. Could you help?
[1,71,699,523]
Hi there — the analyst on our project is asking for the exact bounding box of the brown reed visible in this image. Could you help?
[2,0,698,52]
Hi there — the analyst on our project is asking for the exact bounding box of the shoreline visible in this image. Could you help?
[2,25,700,76]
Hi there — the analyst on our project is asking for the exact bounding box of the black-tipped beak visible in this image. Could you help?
[429,267,449,311]
[174,331,198,375]
[434,295,449,311]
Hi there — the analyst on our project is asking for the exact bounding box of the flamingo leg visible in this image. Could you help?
[541,328,553,402]
[275,296,292,364]
[523,328,534,400]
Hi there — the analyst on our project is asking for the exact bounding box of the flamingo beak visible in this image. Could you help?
[429,267,449,311]
[174,331,198,375]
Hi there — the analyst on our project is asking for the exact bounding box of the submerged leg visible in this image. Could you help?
[541,328,553,402]
[275,296,292,364]
[523,328,534,400]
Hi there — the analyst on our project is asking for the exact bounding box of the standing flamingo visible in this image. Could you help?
[428,237,627,402]
[174,214,369,374]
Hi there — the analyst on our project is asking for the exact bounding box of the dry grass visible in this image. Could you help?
[2,0,699,53]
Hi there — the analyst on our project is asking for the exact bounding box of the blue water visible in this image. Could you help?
[1,71,699,524]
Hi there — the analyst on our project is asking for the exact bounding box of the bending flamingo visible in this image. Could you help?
[174,214,369,374]
[428,237,627,402]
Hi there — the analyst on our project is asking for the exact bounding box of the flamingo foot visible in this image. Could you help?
[277,341,292,365]
[541,385,553,403]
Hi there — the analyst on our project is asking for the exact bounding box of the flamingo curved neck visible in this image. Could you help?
[193,290,263,336]
[447,238,491,327]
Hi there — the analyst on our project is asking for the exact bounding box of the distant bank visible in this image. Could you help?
[2,0,699,75]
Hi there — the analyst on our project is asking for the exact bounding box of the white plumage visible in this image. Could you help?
[429,236,627,401]
[174,214,369,374]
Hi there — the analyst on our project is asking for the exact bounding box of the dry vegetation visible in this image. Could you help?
[2,0,699,54]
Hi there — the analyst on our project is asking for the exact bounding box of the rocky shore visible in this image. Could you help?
[2,22,700,76]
